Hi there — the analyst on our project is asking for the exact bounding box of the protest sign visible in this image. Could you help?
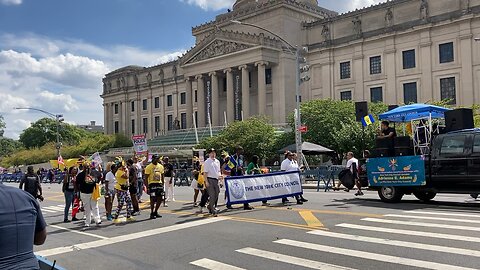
[225,171,302,205]
[132,134,148,154]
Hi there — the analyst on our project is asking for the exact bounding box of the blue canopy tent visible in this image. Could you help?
[379,104,450,122]
[379,104,450,155]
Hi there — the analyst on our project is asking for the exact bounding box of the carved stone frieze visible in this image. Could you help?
[187,39,253,64]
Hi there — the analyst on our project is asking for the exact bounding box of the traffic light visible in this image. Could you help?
[56,114,64,122]
[298,47,310,84]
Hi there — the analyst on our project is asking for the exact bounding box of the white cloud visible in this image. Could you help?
[180,0,235,11]
[13,119,31,130]
[0,0,22,5]
[348,0,384,10]
[0,34,186,139]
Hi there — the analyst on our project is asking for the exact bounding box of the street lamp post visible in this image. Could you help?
[231,20,310,165]
[13,107,64,158]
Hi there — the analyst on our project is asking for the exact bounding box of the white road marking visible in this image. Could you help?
[275,239,477,270]
[48,224,108,240]
[190,258,246,270]
[405,210,480,218]
[41,209,57,213]
[336,223,480,243]
[36,217,227,257]
[384,214,480,223]
[363,218,480,232]
[237,247,356,270]
[308,230,480,257]
[43,206,64,211]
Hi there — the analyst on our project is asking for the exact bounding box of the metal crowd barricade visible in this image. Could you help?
[300,165,345,192]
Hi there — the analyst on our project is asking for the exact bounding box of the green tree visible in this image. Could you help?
[0,115,5,137]
[19,118,89,149]
[0,137,23,157]
[198,117,276,160]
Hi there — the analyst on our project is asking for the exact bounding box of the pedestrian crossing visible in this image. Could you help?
[41,204,65,213]
[190,208,480,270]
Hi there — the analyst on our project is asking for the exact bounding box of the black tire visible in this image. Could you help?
[413,191,436,202]
[378,186,404,203]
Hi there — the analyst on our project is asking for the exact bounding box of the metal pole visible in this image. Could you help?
[295,48,303,166]
[193,113,199,144]
[207,112,213,137]
[56,115,60,158]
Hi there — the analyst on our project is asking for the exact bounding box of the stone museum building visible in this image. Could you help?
[102,0,480,139]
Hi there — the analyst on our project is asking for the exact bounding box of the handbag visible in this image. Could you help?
[338,169,355,189]
[92,183,101,201]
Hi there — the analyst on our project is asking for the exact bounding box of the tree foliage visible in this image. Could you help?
[198,117,276,160]
[0,115,5,137]
[19,118,89,149]
[0,137,23,158]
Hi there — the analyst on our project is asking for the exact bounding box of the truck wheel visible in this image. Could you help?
[413,191,436,202]
[378,187,404,203]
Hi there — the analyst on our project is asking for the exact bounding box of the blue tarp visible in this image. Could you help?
[378,104,450,122]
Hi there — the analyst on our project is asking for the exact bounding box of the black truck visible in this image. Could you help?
[369,129,480,203]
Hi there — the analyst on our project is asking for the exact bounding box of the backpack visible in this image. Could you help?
[338,169,355,190]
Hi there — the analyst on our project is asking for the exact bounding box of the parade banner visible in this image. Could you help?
[367,155,426,186]
[233,70,242,121]
[132,134,148,154]
[225,171,303,204]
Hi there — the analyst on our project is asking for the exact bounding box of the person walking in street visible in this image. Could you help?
[113,161,135,223]
[280,152,306,205]
[145,154,165,219]
[191,157,204,207]
[104,162,117,221]
[127,159,140,215]
[163,157,175,203]
[0,184,47,270]
[227,146,254,210]
[203,148,222,216]
[62,166,77,223]
[76,165,101,228]
[134,156,145,203]
[345,152,362,196]
[19,166,43,202]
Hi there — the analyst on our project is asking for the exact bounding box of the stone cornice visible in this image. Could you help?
[192,0,337,35]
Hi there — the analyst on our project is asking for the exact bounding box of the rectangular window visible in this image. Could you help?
[181,113,187,129]
[167,95,173,107]
[131,119,135,135]
[154,97,160,109]
[142,118,148,134]
[370,87,383,103]
[439,42,454,63]
[440,135,466,156]
[369,56,382,75]
[440,77,456,105]
[248,72,252,88]
[194,90,198,103]
[402,49,416,69]
[167,115,173,131]
[180,92,186,105]
[114,103,119,114]
[114,121,119,134]
[265,68,272,85]
[340,91,352,101]
[154,116,160,132]
[340,61,351,79]
[473,135,480,153]
[142,99,147,110]
[403,82,418,104]
[194,111,198,127]
[223,77,227,92]
[131,101,135,112]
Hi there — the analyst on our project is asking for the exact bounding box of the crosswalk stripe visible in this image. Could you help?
[190,258,246,270]
[41,209,57,213]
[363,218,480,232]
[336,223,480,243]
[308,230,480,257]
[275,239,477,270]
[236,247,356,270]
[405,210,480,218]
[385,214,480,223]
[43,206,64,211]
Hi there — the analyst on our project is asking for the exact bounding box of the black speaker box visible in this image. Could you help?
[445,108,474,132]
[395,147,413,156]
[395,136,411,148]
[375,138,391,148]
[388,105,399,111]
[372,148,390,157]
[355,101,368,122]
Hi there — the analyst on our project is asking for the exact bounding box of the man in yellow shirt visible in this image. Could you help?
[113,163,135,223]
[144,154,165,219]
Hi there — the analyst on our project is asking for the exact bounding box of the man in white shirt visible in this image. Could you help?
[346,152,363,196]
[134,156,144,203]
[280,151,307,205]
[104,163,117,221]
[203,148,222,216]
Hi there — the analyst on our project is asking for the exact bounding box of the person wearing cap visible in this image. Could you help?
[203,148,222,216]
[145,154,165,219]
[163,157,175,203]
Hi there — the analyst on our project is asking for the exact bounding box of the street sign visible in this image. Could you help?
[299,125,308,133]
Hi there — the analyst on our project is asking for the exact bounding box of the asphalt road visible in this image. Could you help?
[11,182,480,270]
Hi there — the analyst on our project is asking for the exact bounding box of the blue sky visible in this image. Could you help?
[0,0,381,139]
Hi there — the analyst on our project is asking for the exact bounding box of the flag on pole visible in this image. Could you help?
[57,155,65,165]
[361,114,375,127]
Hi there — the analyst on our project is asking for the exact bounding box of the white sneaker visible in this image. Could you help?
[465,198,479,203]
[165,198,170,202]
[172,198,176,202]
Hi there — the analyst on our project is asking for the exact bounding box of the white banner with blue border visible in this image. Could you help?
[225,171,303,205]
